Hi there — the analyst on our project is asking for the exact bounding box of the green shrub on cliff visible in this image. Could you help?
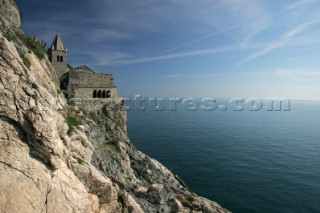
[66,116,79,134]
[26,36,46,60]
[18,52,30,68]
[3,32,15,41]
[76,157,84,165]
[108,140,121,152]
[101,140,121,152]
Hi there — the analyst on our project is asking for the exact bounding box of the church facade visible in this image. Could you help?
[48,34,117,100]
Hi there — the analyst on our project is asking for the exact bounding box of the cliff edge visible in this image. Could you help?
[0,1,230,212]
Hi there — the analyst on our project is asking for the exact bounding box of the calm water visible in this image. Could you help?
[126,100,320,213]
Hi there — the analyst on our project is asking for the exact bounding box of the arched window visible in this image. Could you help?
[57,55,60,62]
[102,90,106,98]
[60,56,63,62]
[93,90,97,98]
[106,90,111,98]
[97,90,102,98]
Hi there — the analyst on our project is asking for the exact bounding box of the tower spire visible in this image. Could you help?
[51,34,66,51]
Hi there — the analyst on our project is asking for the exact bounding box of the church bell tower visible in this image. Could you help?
[48,34,68,78]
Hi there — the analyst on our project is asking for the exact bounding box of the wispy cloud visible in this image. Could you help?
[102,44,267,66]
[218,0,272,45]
[236,42,285,67]
[281,17,320,39]
[271,68,320,76]
[161,68,320,79]
[263,68,320,83]
[84,51,132,67]
[92,0,273,66]
[236,14,320,67]
[147,0,271,54]
[283,0,317,12]
[160,24,241,54]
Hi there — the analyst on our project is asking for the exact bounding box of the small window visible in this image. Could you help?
[102,90,106,98]
[93,90,97,98]
[106,90,111,98]
[97,90,102,98]
[57,55,60,62]
[60,56,63,62]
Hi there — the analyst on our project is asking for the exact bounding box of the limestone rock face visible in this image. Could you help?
[0,1,230,212]
[0,0,21,32]
[85,104,229,213]
[0,35,121,212]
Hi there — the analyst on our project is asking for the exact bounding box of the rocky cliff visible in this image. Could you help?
[0,1,230,212]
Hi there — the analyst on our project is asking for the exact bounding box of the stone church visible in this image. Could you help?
[48,34,117,100]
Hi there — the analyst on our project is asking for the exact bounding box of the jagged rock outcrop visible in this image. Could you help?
[0,1,230,212]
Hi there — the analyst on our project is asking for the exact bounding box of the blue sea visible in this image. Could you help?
[126,99,320,213]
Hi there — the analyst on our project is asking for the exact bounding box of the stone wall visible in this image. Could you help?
[69,97,123,111]
[69,71,115,88]
[74,87,117,99]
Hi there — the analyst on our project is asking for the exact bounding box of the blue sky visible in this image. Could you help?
[16,0,320,99]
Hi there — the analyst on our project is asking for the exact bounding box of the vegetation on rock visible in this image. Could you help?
[66,116,79,134]
[18,51,30,68]
[3,32,15,41]
[26,35,46,59]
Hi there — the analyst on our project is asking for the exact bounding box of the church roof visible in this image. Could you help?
[74,66,95,73]
[51,34,66,51]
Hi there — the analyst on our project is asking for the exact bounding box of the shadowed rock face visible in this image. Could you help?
[0,0,21,32]
[0,1,230,212]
